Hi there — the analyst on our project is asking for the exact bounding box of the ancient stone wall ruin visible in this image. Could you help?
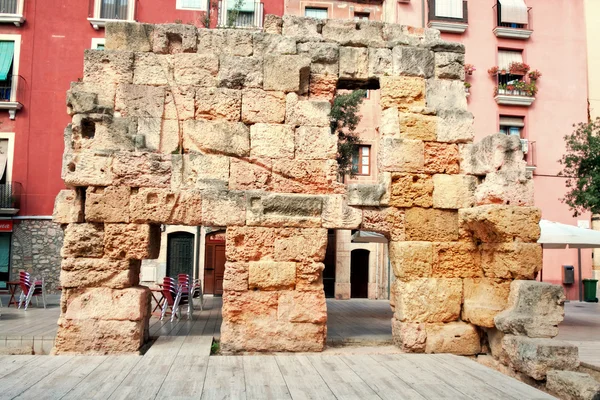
[53,16,542,356]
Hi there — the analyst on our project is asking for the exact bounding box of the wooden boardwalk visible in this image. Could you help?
[0,352,555,400]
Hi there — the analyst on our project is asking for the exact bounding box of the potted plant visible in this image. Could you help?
[497,83,507,95]
[525,82,538,97]
[514,80,526,95]
[506,84,515,94]
[488,66,499,77]
[464,82,471,94]
[509,62,531,75]
[528,70,542,80]
[464,64,476,75]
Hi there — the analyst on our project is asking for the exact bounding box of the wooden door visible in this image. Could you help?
[204,231,226,295]
[167,232,194,279]
[350,249,369,298]
[214,244,225,295]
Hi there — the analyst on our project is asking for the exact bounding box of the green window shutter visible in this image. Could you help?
[0,41,14,81]
[227,0,255,13]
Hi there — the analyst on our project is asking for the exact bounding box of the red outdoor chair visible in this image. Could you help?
[160,277,180,322]
[177,274,193,320]
[17,271,46,310]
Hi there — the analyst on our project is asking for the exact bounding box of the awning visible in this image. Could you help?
[498,50,523,70]
[538,220,600,249]
[227,0,255,12]
[498,0,529,24]
[351,231,388,243]
[0,140,8,182]
[499,116,525,127]
[0,42,14,81]
[435,0,463,19]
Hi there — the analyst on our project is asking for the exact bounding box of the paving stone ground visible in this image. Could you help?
[557,301,600,369]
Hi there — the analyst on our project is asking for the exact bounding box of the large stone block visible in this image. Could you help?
[222,290,279,323]
[83,50,134,84]
[339,47,368,80]
[368,48,392,77]
[62,153,114,187]
[281,15,323,43]
[152,23,197,53]
[546,370,600,400]
[394,278,462,323]
[462,278,510,328]
[271,159,343,194]
[171,153,230,191]
[322,19,385,47]
[434,52,465,80]
[198,29,253,56]
[361,207,405,241]
[223,262,249,292]
[105,22,153,52]
[115,84,165,118]
[241,90,285,124]
[380,76,425,110]
[226,226,277,262]
[250,123,295,159]
[432,242,481,278]
[67,81,116,113]
[480,242,542,279]
[278,291,327,324]
[285,93,331,127]
[347,183,387,206]
[392,46,434,78]
[132,53,170,85]
[392,319,426,353]
[426,79,467,112]
[405,208,459,241]
[398,112,436,141]
[295,126,337,160]
[173,53,219,86]
[53,189,84,224]
[475,170,535,207]
[112,153,171,188]
[380,107,400,138]
[308,73,337,100]
[263,14,283,35]
[459,205,541,243]
[130,188,203,225]
[424,142,459,174]
[202,190,246,226]
[253,32,296,56]
[104,224,160,260]
[61,223,104,258]
[274,228,328,262]
[248,261,296,290]
[183,120,250,156]
[436,110,474,143]
[218,56,263,89]
[63,287,150,321]
[432,174,477,209]
[321,195,362,229]
[163,86,196,121]
[296,262,325,292]
[195,88,242,121]
[69,114,136,152]
[264,55,310,93]
[297,42,339,75]
[229,157,273,191]
[495,280,566,338]
[379,138,424,172]
[61,258,140,289]
[425,322,481,355]
[247,193,323,228]
[389,241,433,280]
[390,173,433,208]
[460,134,524,176]
[85,186,131,223]
[502,336,579,380]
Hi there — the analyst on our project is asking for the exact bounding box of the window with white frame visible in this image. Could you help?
[177,0,206,10]
[352,145,371,176]
[304,7,328,19]
[434,0,463,19]
[0,35,21,119]
[499,115,524,137]
[91,38,105,50]
[0,0,25,26]
[89,0,135,29]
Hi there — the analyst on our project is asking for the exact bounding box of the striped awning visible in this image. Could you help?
[498,0,529,24]
[499,116,525,127]
[0,140,8,183]
[435,0,463,19]
[0,42,14,81]
[498,50,523,70]
[227,0,255,12]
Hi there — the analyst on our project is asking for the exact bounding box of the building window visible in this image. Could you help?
[434,0,463,19]
[352,145,371,176]
[88,0,135,29]
[0,0,25,26]
[0,35,21,119]
[497,49,525,88]
[217,0,262,28]
[496,0,528,28]
[304,7,328,20]
[354,12,370,20]
[177,0,206,10]
[499,116,524,137]
[91,38,105,50]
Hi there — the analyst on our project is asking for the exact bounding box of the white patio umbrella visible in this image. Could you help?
[538,219,600,301]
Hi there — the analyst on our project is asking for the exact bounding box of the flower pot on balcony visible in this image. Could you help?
[498,89,506,95]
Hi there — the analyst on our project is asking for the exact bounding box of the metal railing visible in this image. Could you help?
[428,0,468,24]
[0,182,22,209]
[88,0,133,20]
[0,75,25,104]
[217,1,264,28]
[493,3,532,30]
[0,0,17,14]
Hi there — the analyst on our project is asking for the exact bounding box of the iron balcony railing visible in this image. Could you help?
[217,1,264,28]
[493,3,532,30]
[427,0,468,24]
[0,75,25,104]
[0,0,17,14]
[0,182,22,209]
[88,0,133,20]
[526,140,536,169]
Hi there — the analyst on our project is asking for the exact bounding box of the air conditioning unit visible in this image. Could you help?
[520,138,529,154]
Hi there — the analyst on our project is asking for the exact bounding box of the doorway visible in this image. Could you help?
[204,231,226,296]
[166,232,194,279]
[350,249,369,298]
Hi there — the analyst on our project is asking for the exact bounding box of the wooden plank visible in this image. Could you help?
[201,355,246,400]
[0,355,38,379]
[243,356,291,400]
[61,356,142,400]
[275,355,336,400]
[14,356,107,400]
[0,355,73,399]
[369,354,471,399]
[339,355,427,400]
[435,355,556,400]
[155,355,210,400]
[306,355,381,400]
[108,354,178,400]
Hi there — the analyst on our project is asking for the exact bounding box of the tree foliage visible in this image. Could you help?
[559,118,600,216]
[330,89,366,177]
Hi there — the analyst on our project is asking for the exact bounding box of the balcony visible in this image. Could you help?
[0,182,22,215]
[88,0,136,30]
[427,0,468,34]
[492,4,532,39]
[0,0,25,26]
[217,0,263,29]
[0,75,24,120]
[493,73,536,107]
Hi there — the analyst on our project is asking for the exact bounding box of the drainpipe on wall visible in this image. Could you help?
[421,0,425,28]
[195,226,202,281]
[387,244,391,300]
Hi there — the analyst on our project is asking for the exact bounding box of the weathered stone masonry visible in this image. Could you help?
[53,16,545,357]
